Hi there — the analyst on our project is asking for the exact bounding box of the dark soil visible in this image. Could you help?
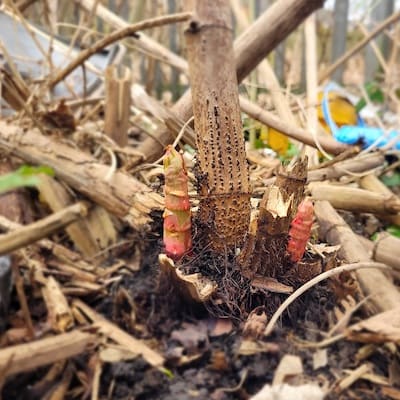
[2,214,394,400]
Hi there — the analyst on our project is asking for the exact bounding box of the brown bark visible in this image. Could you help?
[185,0,250,252]
[104,66,131,147]
[37,175,116,258]
[309,183,400,215]
[239,97,349,155]
[0,121,162,230]
[358,233,400,271]
[359,174,400,225]
[314,200,400,313]
[238,159,308,278]
[0,330,97,378]
[137,0,325,163]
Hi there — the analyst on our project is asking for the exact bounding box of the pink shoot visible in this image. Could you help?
[287,198,314,262]
[163,146,192,260]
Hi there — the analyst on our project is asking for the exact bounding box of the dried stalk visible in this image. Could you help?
[358,233,400,271]
[230,0,299,148]
[314,200,400,312]
[104,66,131,147]
[309,183,400,215]
[304,13,320,164]
[0,214,95,273]
[37,174,116,258]
[0,329,97,378]
[239,159,308,277]
[0,120,163,229]
[0,202,87,255]
[185,0,250,251]
[137,0,325,163]
[239,97,349,155]
[319,10,400,82]
[73,300,164,367]
[49,12,192,88]
[359,174,400,225]
[74,0,188,72]
[307,152,384,182]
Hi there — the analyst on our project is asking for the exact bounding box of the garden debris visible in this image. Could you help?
[315,200,400,312]
[243,306,268,339]
[170,321,209,353]
[236,340,280,356]
[0,8,124,105]
[0,0,399,398]
[250,383,325,400]
[0,329,98,378]
[37,174,116,258]
[346,306,400,343]
[313,349,328,370]
[158,254,217,303]
[207,318,233,337]
[273,354,303,385]
[0,120,163,229]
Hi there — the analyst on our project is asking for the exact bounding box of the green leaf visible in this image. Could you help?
[0,165,54,194]
[386,225,400,238]
[17,165,54,177]
[380,172,400,188]
[279,142,299,162]
[355,81,384,112]
[159,367,174,379]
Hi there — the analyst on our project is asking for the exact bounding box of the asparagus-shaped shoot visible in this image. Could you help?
[287,198,314,262]
[163,145,192,260]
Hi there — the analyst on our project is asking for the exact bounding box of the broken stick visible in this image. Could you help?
[0,329,97,378]
[0,202,87,255]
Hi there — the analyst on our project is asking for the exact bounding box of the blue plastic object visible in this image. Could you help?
[321,84,400,150]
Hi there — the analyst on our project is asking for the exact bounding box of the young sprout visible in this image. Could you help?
[287,198,314,262]
[163,146,192,260]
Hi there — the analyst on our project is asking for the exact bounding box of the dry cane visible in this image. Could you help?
[163,145,192,260]
[287,198,314,262]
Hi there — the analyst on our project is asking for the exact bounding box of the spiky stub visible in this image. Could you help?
[163,146,192,260]
[238,158,308,278]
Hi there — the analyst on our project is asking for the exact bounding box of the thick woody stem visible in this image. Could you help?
[185,0,251,252]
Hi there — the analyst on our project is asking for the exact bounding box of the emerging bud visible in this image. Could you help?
[287,198,314,262]
[163,146,192,260]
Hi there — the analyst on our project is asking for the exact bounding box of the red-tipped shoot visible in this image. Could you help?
[163,145,192,260]
[287,198,314,262]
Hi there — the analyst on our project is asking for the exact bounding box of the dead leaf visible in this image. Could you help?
[273,354,303,385]
[207,318,233,337]
[171,322,209,353]
[236,340,280,356]
[250,383,325,400]
[99,346,138,363]
[159,254,217,302]
[313,349,328,370]
[243,306,268,339]
[346,306,400,343]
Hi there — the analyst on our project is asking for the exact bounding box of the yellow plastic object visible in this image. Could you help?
[317,91,357,133]
[259,125,289,155]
